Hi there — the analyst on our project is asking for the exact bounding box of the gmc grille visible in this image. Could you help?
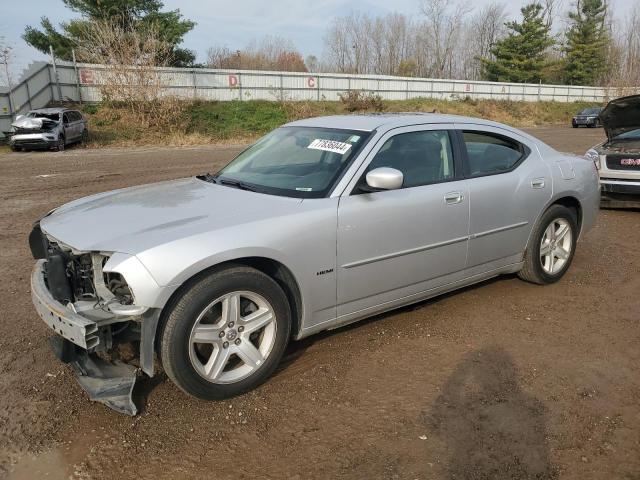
[606,154,640,171]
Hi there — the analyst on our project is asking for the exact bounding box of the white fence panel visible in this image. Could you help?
[3,60,639,140]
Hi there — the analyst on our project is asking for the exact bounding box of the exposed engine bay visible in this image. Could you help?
[30,224,158,415]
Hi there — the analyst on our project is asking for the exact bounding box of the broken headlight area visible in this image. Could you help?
[31,225,152,415]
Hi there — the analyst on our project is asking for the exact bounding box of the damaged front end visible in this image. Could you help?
[9,115,61,150]
[29,224,160,415]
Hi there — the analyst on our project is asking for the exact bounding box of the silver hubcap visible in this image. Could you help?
[540,218,572,275]
[188,291,276,384]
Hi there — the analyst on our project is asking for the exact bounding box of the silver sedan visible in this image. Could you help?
[29,114,599,414]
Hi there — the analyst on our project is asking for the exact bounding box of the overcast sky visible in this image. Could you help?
[1,0,636,79]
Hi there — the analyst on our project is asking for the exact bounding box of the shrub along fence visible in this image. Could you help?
[1,60,637,139]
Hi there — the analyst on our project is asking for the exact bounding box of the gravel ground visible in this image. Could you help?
[0,126,638,480]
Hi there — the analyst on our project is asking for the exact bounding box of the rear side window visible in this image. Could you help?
[366,130,455,188]
[463,131,528,176]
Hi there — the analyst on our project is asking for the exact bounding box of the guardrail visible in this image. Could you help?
[2,61,637,139]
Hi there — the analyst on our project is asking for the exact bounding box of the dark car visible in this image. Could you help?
[572,107,604,128]
[9,107,88,152]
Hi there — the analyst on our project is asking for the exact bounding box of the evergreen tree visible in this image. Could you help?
[23,0,196,67]
[481,3,554,83]
[563,0,609,85]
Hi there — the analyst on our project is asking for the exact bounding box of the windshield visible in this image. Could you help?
[612,128,640,141]
[216,126,371,198]
[579,108,602,116]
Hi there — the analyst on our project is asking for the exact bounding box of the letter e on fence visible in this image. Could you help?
[307,77,316,88]
[80,69,94,85]
[229,75,238,87]
[465,83,472,92]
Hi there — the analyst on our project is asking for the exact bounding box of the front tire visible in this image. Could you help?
[55,136,65,151]
[518,205,578,285]
[159,265,291,400]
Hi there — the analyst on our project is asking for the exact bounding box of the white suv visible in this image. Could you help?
[585,95,640,208]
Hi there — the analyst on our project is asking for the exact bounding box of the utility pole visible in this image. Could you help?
[49,45,63,102]
[1,46,14,118]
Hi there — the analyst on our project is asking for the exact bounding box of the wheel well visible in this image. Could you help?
[230,257,303,339]
[552,196,582,232]
[159,257,303,341]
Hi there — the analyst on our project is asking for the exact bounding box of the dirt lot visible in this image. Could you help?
[0,126,638,480]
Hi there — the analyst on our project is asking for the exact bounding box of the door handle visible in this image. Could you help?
[531,178,546,189]
[444,191,464,204]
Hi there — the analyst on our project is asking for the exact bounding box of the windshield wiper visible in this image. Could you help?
[218,178,259,192]
[196,172,219,183]
[197,173,259,192]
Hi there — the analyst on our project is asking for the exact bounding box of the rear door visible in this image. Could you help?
[70,111,83,139]
[62,113,75,141]
[457,126,552,269]
[336,125,470,319]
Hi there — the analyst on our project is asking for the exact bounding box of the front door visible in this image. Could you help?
[336,125,470,319]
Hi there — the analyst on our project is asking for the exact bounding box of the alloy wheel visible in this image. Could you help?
[539,218,573,275]
[188,291,277,384]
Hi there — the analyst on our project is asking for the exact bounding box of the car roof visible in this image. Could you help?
[285,112,521,133]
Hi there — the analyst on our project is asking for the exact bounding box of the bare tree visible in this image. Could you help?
[456,2,509,80]
[602,9,640,91]
[206,45,235,69]
[305,55,319,73]
[206,36,307,72]
[418,0,473,77]
[75,17,178,127]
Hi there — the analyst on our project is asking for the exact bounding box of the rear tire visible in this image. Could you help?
[159,265,291,400]
[518,205,578,285]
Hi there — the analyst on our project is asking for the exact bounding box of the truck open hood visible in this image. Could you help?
[599,95,640,140]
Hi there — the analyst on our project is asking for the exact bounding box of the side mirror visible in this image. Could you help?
[365,167,403,191]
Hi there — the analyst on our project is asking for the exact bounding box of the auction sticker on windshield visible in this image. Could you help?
[308,139,353,155]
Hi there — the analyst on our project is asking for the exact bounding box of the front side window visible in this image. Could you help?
[463,131,528,176]
[216,127,370,198]
[365,130,455,188]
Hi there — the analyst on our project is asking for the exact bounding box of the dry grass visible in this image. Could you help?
[62,97,598,149]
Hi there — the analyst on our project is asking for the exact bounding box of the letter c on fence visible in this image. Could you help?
[307,77,316,88]
[229,75,238,87]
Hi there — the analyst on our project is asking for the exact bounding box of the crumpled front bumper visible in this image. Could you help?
[31,260,100,349]
[10,133,58,149]
[31,260,139,415]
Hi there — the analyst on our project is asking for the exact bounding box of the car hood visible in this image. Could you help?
[40,177,303,254]
[599,95,640,140]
